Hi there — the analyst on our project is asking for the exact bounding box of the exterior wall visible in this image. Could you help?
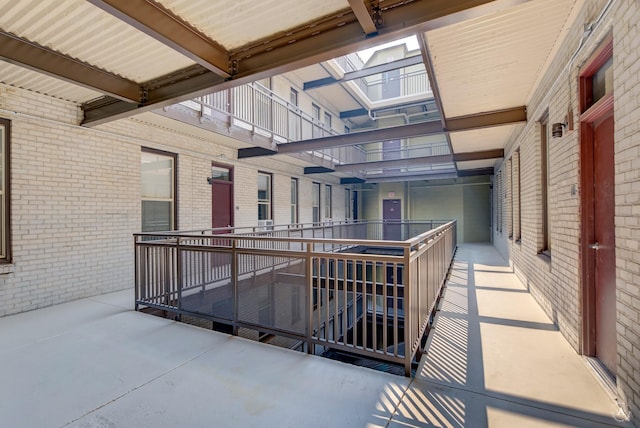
[493,0,640,420]
[360,177,491,243]
[0,83,348,317]
[613,0,640,421]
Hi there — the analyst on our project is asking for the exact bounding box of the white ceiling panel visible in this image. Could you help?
[0,61,103,103]
[425,0,577,118]
[159,0,350,50]
[450,124,521,153]
[0,0,193,82]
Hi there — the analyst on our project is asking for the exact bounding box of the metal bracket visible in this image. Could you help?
[229,59,238,76]
[372,2,382,28]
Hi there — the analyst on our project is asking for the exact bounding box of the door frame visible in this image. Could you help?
[579,35,613,356]
[210,161,234,229]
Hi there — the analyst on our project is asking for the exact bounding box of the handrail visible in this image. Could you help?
[134,219,456,376]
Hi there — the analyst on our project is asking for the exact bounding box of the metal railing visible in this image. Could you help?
[134,220,456,376]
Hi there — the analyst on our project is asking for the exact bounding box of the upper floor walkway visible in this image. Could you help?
[0,244,631,427]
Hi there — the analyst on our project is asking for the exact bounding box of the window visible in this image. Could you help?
[507,158,513,238]
[312,104,320,121]
[290,178,298,224]
[495,172,502,232]
[540,118,551,254]
[324,112,332,130]
[312,182,321,224]
[345,188,351,220]
[141,148,176,232]
[515,149,522,241]
[324,184,332,220]
[258,172,272,220]
[290,88,298,107]
[0,118,10,261]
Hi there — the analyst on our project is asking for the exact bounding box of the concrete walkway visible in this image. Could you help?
[391,243,632,427]
[0,244,632,427]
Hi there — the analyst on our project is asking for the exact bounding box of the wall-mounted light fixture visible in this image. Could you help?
[207,177,213,185]
[552,119,567,138]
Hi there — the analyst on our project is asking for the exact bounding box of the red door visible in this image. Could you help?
[210,164,233,230]
[593,114,617,376]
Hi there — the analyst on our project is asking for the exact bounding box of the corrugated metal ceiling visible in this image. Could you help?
[160,0,350,50]
[0,62,103,102]
[0,0,193,82]
[425,0,577,118]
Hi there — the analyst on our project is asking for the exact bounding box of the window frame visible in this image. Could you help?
[539,115,551,255]
[324,184,332,220]
[312,182,321,224]
[290,177,299,224]
[141,147,177,232]
[0,118,11,262]
[257,171,273,221]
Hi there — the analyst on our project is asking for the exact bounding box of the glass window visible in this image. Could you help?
[592,56,613,105]
[290,88,298,107]
[515,149,522,241]
[312,182,320,224]
[540,120,551,254]
[0,119,10,261]
[324,184,332,219]
[141,148,176,232]
[324,112,332,130]
[290,178,298,224]
[258,172,272,220]
[345,188,351,220]
[210,165,231,181]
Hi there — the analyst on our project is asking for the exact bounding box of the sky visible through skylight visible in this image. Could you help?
[356,35,419,62]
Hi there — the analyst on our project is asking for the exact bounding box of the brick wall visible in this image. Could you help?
[0,84,349,317]
[613,0,640,421]
[494,0,640,420]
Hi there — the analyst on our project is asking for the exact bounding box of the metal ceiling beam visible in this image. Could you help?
[0,31,140,103]
[83,66,227,125]
[304,55,424,90]
[365,170,458,183]
[453,148,504,162]
[417,32,456,174]
[457,167,495,177]
[87,0,231,78]
[348,0,379,36]
[445,106,527,132]
[276,121,443,154]
[334,154,452,172]
[81,0,528,125]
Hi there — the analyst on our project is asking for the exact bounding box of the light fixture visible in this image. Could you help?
[552,119,567,138]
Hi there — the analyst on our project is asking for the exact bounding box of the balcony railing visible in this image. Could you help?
[134,220,457,376]
[182,83,367,166]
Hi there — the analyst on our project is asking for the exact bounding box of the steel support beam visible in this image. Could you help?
[445,106,527,132]
[276,121,443,154]
[334,154,452,172]
[81,0,529,125]
[457,167,495,177]
[304,55,424,90]
[453,148,504,162]
[348,0,378,35]
[0,31,140,103]
[87,0,231,77]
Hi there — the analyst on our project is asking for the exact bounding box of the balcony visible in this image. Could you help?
[0,243,629,427]
[134,220,457,376]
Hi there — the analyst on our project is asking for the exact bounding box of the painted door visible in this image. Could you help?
[383,199,401,240]
[210,165,233,230]
[593,113,617,376]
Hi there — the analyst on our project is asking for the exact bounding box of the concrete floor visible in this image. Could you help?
[0,243,633,427]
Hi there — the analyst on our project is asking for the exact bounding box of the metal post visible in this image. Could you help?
[232,239,239,336]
